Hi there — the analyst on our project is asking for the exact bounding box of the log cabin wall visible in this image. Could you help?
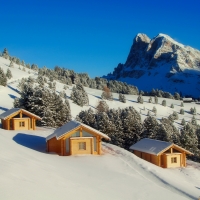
[47,137,61,155]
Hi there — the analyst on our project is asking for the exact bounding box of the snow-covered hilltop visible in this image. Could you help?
[104,33,200,98]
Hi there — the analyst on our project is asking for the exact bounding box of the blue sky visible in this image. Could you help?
[0,0,200,78]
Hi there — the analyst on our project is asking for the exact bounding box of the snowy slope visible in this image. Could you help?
[0,56,200,200]
[0,129,200,200]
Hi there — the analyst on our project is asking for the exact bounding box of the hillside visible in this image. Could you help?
[104,33,200,98]
[0,56,200,199]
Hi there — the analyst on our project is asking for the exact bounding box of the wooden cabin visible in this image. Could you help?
[129,138,193,168]
[182,98,193,103]
[46,120,111,156]
[0,108,41,130]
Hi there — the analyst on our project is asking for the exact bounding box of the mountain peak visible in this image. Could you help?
[135,33,150,43]
[104,33,200,98]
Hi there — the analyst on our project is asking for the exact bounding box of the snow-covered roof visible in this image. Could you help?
[130,138,192,155]
[46,120,110,141]
[0,108,41,120]
[130,138,173,155]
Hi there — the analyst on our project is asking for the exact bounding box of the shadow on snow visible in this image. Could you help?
[13,133,47,153]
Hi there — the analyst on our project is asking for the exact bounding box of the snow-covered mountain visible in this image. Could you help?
[104,33,200,98]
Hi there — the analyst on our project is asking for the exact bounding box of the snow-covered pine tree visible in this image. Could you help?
[9,60,14,68]
[174,92,181,100]
[170,103,174,109]
[148,97,152,103]
[154,96,158,104]
[142,116,159,139]
[137,95,143,104]
[180,102,184,107]
[14,83,71,128]
[96,100,109,113]
[173,111,178,120]
[59,90,66,98]
[180,108,184,115]
[2,48,9,59]
[70,83,89,107]
[6,68,12,79]
[152,106,157,115]
[162,100,166,107]
[0,67,7,86]
[191,116,197,125]
[119,93,126,103]
[159,118,180,145]
[181,118,186,126]
[95,111,115,136]
[180,123,199,154]
[37,76,44,86]
[120,107,143,149]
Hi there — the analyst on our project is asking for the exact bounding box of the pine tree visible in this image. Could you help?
[137,95,143,104]
[180,102,184,107]
[148,97,152,103]
[96,100,109,113]
[162,100,166,107]
[2,48,9,59]
[101,85,113,101]
[180,108,184,115]
[142,116,159,139]
[180,123,199,154]
[152,106,157,115]
[170,103,174,109]
[6,69,12,79]
[70,83,89,107]
[159,118,180,145]
[191,116,197,125]
[119,93,126,103]
[0,67,7,86]
[14,83,71,128]
[193,107,197,115]
[174,92,181,100]
[181,118,186,126]
[154,96,158,104]
[9,60,14,68]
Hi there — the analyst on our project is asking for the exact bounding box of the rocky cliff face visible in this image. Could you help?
[104,33,200,97]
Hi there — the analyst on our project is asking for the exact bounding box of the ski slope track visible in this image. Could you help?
[0,56,200,199]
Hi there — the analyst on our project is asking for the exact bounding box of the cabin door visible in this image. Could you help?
[70,137,93,155]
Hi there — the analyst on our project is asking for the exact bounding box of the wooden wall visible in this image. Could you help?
[47,137,61,155]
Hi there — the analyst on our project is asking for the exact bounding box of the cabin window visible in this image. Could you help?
[79,142,86,150]
[19,122,25,127]
[171,157,177,163]
[82,131,93,137]
[71,131,80,137]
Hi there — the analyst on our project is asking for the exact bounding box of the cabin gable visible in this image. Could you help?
[0,109,41,130]
[46,121,109,156]
[130,138,192,168]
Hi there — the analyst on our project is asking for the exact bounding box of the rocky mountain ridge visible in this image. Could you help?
[104,33,200,98]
